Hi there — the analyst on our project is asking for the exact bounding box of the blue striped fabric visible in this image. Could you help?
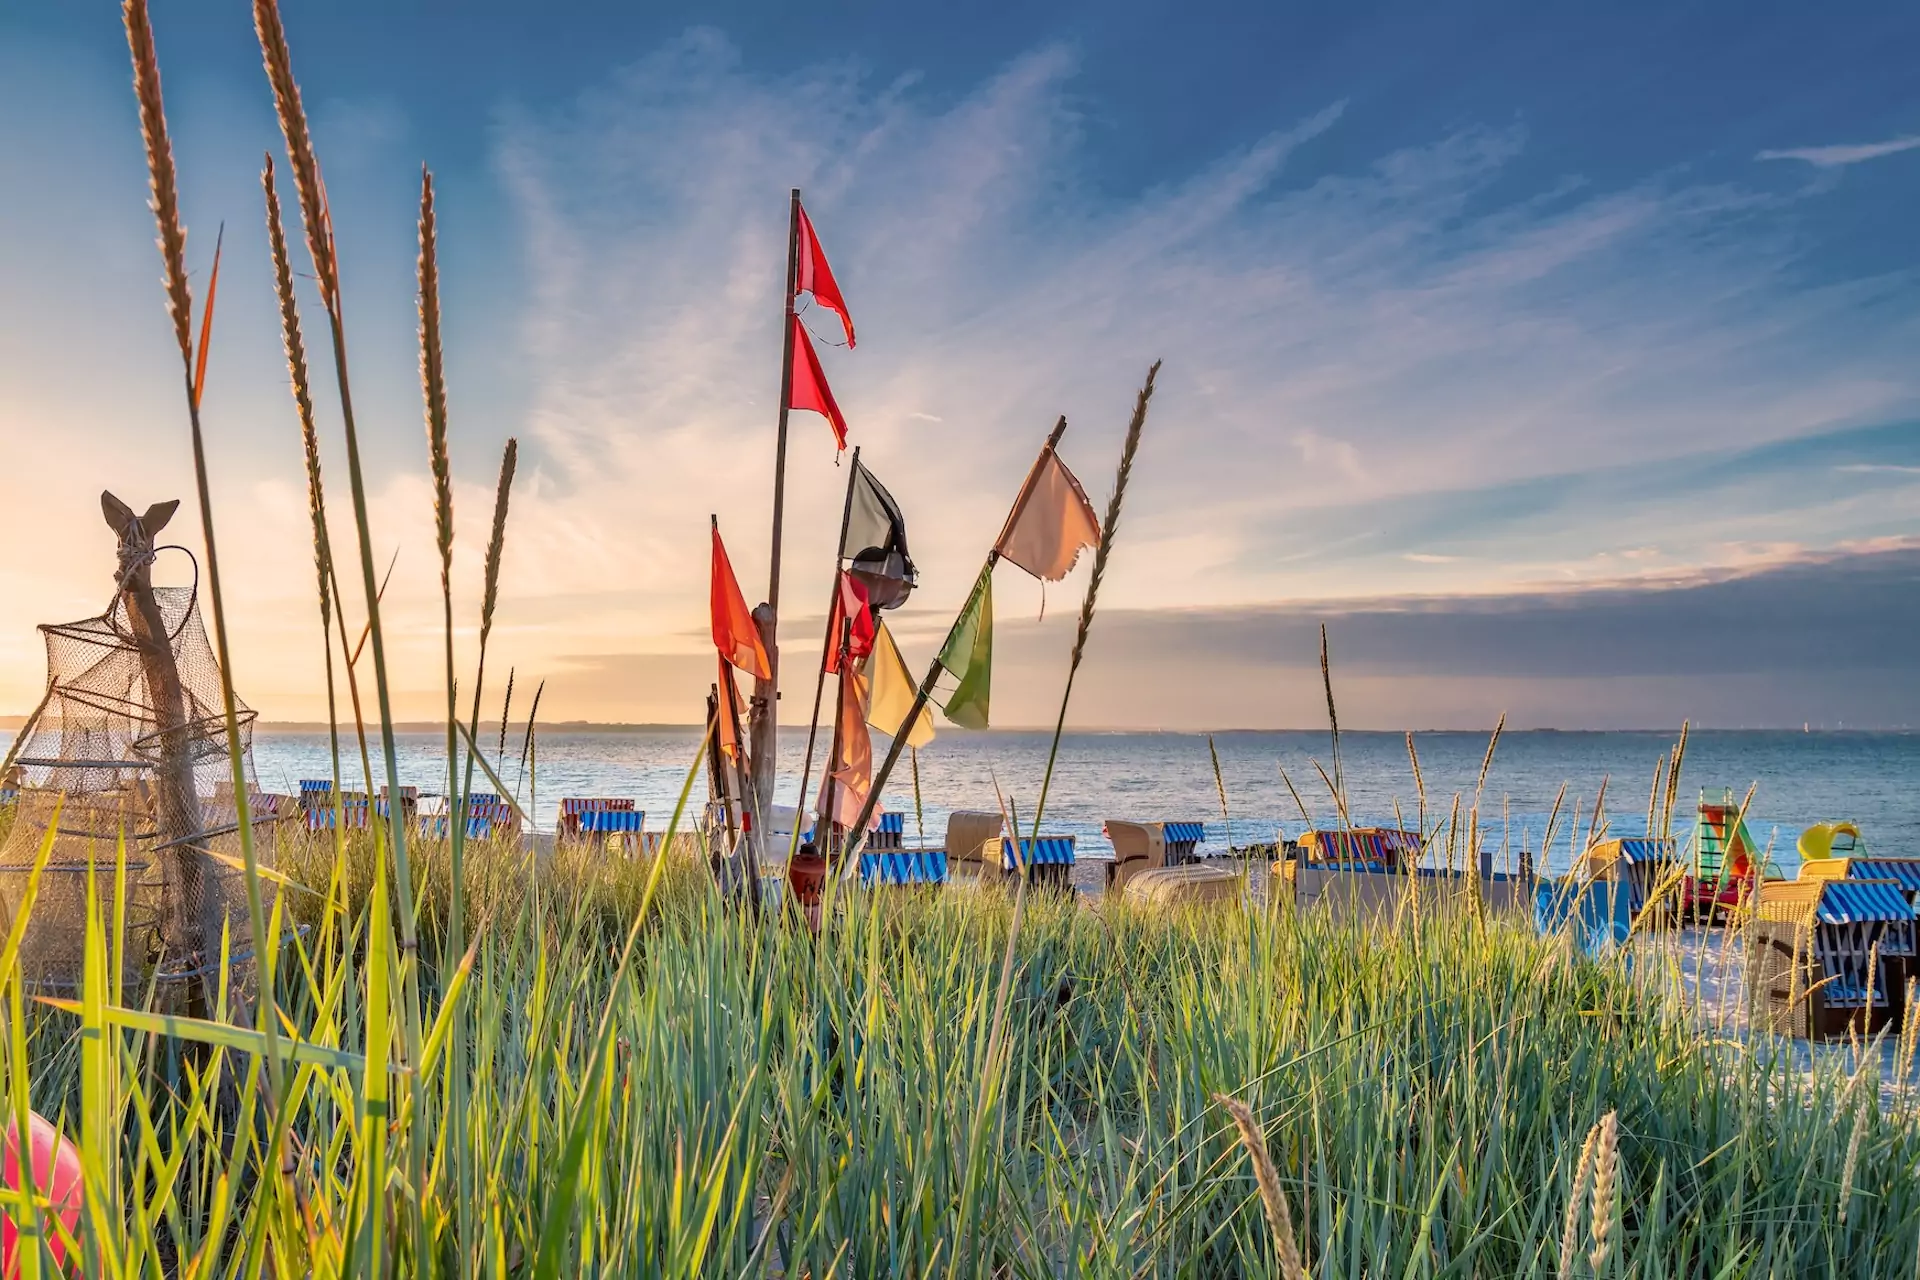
[1816,881,1917,924]
[299,779,332,794]
[1001,836,1074,869]
[878,812,905,836]
[1163,822,1207,844]
[579,810,646,834]
[860,850,948,885]
[1851,860,1920,892]
[1616,838,1675,862]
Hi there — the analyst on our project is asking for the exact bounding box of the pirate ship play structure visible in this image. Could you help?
[0,494,282,994]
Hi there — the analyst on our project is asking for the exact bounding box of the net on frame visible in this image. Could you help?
[0,575,279,995]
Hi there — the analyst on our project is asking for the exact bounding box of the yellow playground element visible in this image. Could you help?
[1797,821,1863,863]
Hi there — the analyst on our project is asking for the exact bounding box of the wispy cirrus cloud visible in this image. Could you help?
[491,28,1920,647]
[1756,135,1920,167]
[5,26,1920,727]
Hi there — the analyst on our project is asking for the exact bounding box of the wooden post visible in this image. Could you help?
[794,447,862,860]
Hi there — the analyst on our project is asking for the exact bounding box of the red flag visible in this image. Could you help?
[787,316,849,451]
[710,521,771,680]
[794,202,854,347]
[823,571,875,674]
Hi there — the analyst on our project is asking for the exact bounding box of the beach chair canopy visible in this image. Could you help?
[578,810,646,834]
[1813,880,1915,925]
[1847,859,1920,893]
[859,849,948,886]
[1299,828,1418,869]
[998,836,1075,870]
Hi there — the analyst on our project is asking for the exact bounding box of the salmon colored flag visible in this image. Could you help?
[823,571,876,674]
[816,665,875,830]
[794,201,854,347]
[868,621,934,749]
[787,316,849,450]
[996,450,1100,582]
[710,520,771,680]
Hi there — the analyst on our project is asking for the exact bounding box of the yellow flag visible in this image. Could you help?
[868,621,935,748]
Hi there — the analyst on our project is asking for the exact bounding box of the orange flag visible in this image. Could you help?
[711,520,771,679]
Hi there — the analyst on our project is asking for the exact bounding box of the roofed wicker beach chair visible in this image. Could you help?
[576,808,647,856]
[1580,837,1682,926]
[857,813,947,887]
[983,833,1078,891]
[558,797,636,844]
[944,811,1008,886]
[1747,877,1915,1040]
[1102,819,1211,891]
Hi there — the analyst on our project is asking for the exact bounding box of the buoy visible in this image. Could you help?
[1,1112,83,1275]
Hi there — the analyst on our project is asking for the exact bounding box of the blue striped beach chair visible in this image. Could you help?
[859,848,948,887]
[1749,878,1916,1040]
[577,808,648,856]
[986,834,1076,890]
[559,797,636,844]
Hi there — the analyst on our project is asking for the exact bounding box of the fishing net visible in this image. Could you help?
[0,577,276,995]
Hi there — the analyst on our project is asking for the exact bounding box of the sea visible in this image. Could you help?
[239,728,1920,876]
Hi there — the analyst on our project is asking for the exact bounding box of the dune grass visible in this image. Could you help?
[5,823,1919,1276]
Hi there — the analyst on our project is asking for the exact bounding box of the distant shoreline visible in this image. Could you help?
[3,717,1911,734]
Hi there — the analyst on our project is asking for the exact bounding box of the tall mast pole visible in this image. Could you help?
[751,187,803,853]
[840,417,1069,858]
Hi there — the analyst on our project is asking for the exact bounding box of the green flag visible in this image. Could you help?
[939,567,993,729]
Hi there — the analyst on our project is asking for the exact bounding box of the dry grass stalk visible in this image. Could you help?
[123,0,191,366]
[1588,1111,1619,1274]
[1319,623,1344,805]
[262,156,332,628]
[1406,730,1428,838]
[1214,1093,1307,1280]
[499,666,515,757]
[1645,752,1666,837]
[419,166,454,592]
[1069,362,1156,677]
[480,439,518,650]
[254,0,337,310]
[263,154,344,836]
[1027,360,1159,841]
[1558,1119,1601,1280]
[1660,721,1689,840]
[1839,1099,1866,1223]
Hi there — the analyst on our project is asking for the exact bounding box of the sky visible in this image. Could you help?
[1,1,1917,729]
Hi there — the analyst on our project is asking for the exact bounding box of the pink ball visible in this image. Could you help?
[1,1113,84,1276]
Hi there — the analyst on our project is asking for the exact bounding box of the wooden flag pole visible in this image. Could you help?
[791,445,862,863]
[818,615,854,863]
[720,659,764,910]
[840,417,1068,861]
[751,186,803,858]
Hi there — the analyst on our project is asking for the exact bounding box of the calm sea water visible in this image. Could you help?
[242,728,1920,875]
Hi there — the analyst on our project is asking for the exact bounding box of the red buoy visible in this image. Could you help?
[1,1113,83,1276]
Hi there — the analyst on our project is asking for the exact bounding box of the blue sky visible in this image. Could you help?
[1,1,1917,726]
